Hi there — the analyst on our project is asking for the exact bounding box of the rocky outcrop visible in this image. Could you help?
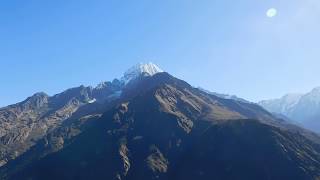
[0,85,110,166]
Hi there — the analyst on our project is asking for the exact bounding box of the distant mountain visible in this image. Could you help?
[198,88,251,103]
[0,63,320,180]
[259,87,320,133]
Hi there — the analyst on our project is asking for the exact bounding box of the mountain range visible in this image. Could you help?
[259,88,320,133]
[0,63,320,180]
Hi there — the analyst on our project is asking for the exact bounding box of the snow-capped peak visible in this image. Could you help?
[121,63,164,84]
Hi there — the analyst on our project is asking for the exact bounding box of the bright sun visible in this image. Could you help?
[266,8,277,18]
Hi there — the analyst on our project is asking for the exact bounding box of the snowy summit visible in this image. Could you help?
[121,63,164,84]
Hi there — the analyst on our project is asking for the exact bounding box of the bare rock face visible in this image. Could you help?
[0,76,127,167]
[146,146,169,174]
[0,86,107,166]
[0,92,50,165]
[119,143,130,177]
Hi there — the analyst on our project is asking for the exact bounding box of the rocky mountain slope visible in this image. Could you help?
[0,63,320,180]
[0,81,123,167]
[0,63,161,167]
[259,88,320,133]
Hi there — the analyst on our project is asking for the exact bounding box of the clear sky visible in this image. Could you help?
[1,0,320,107]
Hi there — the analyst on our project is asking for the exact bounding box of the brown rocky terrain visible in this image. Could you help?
[0,72,319,180]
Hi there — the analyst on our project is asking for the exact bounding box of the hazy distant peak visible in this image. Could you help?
[259,87,320,132]
[303,87,320,104]
[198,87,251,103]
[311,86,320,93]
[281,93,303,102]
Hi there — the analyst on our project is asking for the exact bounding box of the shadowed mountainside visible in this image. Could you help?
[0,72,320,180]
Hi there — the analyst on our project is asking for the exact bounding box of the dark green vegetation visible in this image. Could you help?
[1,73,320,180]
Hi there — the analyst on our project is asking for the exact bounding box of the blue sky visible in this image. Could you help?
[1,0,320,107]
